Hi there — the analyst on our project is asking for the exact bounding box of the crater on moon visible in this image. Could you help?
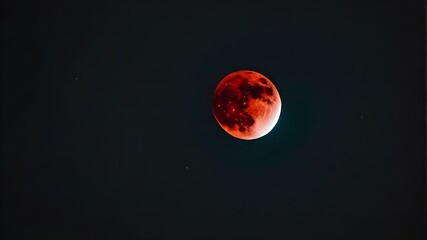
[212,70,282,140]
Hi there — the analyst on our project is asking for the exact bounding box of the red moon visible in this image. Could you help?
[212,70,282,140]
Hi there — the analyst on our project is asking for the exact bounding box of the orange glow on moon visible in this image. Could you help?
[212,70,282,140]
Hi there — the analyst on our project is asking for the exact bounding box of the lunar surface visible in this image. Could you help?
[212,70,282,140]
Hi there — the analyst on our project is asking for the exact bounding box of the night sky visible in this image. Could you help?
[2,1,425,239]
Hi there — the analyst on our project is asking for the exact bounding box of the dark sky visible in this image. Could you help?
[2,1,425,239]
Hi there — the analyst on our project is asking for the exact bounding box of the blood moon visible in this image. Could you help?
[212,70,282,140]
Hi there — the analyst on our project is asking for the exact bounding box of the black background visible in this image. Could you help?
[2,1,425,239]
